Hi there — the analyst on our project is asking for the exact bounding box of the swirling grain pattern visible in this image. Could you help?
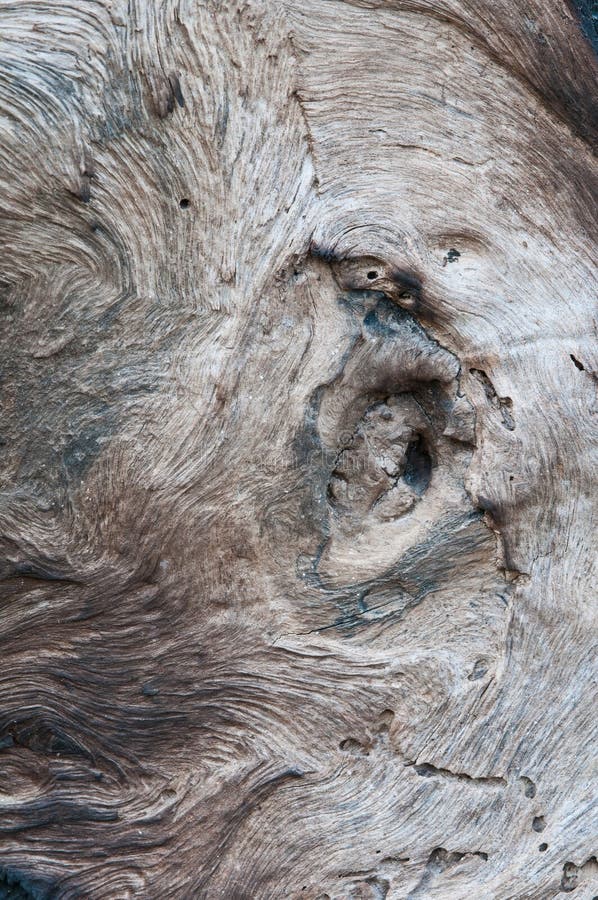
[0,0,596,897]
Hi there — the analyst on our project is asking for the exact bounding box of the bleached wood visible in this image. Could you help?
[0,0,596,897]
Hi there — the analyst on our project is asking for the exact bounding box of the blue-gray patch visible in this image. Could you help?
[571,0,598,52]
[0,867,57,900]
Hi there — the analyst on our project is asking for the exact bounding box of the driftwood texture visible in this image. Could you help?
[0,0,597,897]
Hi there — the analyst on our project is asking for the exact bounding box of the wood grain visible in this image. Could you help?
[0,0,596,897]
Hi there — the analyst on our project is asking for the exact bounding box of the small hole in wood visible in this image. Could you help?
[367,270,378,280]
[539,843,548,852]
[179,198,190,209]
[520,775,536,798]
[403,435,432,495]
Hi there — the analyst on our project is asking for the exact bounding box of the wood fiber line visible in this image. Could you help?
[0,0,596,897]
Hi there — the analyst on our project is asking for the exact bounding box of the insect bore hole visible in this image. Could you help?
[179,198,190,209]
[367,270,378,280]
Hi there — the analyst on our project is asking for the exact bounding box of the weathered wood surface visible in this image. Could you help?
[0,1,596,897]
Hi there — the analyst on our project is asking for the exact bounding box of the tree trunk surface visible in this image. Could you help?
[0,1,596,897]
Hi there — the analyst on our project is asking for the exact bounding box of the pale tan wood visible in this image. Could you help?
[0,1,596,897]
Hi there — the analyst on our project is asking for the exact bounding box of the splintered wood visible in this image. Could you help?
[0,0,596,897]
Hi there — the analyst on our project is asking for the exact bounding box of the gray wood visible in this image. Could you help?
[0,0,596,897]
